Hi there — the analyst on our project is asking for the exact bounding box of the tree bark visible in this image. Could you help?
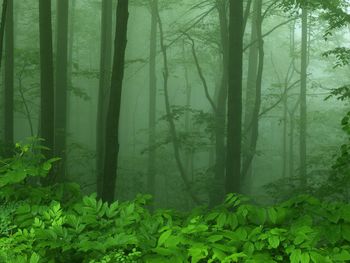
[97,0,113,198]
[54,0,69,182]
[101,0,129,203]
[226,0,243,194]
[39,0,54,165]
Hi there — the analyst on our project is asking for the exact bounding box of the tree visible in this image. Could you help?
[101,0,129,203]
[39,0,54,168]
[226,0,243,194]
[147,0,158,200]
[3,0,12,157]
[299,7,308,183]
[97,0,113,197]
[55,0,69,181]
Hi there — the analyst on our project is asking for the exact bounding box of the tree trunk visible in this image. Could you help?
[101,0,129,203]
[54,0,69,182]
[156,3,201,205]
[209,0,228,208]
[147,0,157,201]
[242,0,259,193]
[226,0,243,194]
[39,0,54,166]
[4,0,12,157]
[300,7,307,183]
[97,0,113,198]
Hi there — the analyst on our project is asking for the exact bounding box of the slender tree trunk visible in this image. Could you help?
[39,0,54,165]
[156,4,200,205]
[4,0,12,156]
[300,7,307,183]
[241,0,264,183]
[101,0,129,203]
[147,0,157,200]
[242,0,259,193]
[55,0,69,182]
[209,0,228,207]
[0,0,7,70]
[226,0,243,194]
[97,0,113,198]
[282,88,288,177]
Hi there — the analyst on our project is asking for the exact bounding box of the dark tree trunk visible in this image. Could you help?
[242,0,259,192]
[3,0,12,157]
[241,0,264,185]
[54,0,69,181]
[97,0,113,198]
[39,0,54,165]
[147,0,158,200]
[101,0,129,203]
[226,0,243,194]
[209,0,228,208]
[300,7,307,183]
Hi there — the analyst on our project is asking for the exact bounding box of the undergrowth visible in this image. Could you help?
[0,141,350,262]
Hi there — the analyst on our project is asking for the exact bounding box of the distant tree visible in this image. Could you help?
[96,0,113,198]
[147,0,158,200]
[4,0,13,157]
[226,0,243,194]
[55,0,69,182]
[101,0,129,203]
[39,0,54,172]
[299,7,308,183]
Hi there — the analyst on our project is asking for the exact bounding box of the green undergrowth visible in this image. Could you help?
[1,142,350,263]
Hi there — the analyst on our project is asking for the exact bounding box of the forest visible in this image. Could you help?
[1,0,350,262]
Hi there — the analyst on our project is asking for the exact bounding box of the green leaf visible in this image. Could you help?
[29,252,40,263]
[268,207,277,224]
[158,229,172,246]
[301,252,310,263]
[290,249,302,263]
[268,235,280,248]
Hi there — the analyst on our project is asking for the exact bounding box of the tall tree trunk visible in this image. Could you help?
[4,0,12,157]
[156,4,200,205]
[209,0,228,208]
[300,7,307,183]
[241,0,264,184]
[242,0,259,193]
[226,0,243,194]
[101,0,129,203]
[0,0,7,70]
[147,0,157,200]
[39,0,54,167]
[97,0,113,198]
[55,0,69,182]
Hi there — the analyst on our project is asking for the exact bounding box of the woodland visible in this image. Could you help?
[1,0,350,262]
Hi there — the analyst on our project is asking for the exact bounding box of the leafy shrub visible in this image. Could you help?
[1,141,350,262]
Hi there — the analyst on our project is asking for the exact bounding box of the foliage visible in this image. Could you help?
[1,147,350,262]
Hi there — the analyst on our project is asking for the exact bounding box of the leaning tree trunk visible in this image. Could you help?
[39,0,54,176]
[101,0,129,203]
[226,0,243,194]
[97,0,113,198]
[54,0,69,182]
[156,3,201,205]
